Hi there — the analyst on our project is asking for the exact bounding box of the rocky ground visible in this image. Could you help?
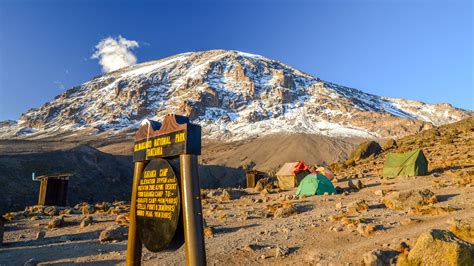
[1,170,472,265]
[1,118,473,265]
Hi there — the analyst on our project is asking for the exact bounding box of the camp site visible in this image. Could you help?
[2,116,473,265]
[1,1,472,264]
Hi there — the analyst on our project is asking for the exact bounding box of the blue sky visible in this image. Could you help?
[0,0,472,120]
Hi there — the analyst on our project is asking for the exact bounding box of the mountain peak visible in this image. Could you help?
[0,50,471,140]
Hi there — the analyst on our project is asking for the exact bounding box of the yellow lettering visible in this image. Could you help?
[165,183,177,190]
[159,168,168,177]
[154,136,171,146]
[174,132,186,143]
[146,147,163,157]
[134,140,152,152]
[144,170,157,178]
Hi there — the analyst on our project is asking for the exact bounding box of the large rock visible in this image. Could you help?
[349,141,382,161]
[94,202,112,213]
[401,229,473,265]
[274,245,290,257]
[219,189,246,201]
[204,226,214,238]
[382,139,397,151]
[80,204,95,215]
[3,211,27,221]
[80,216,93,227]
[273,204,298,218]
[48,216,64,228]
[348,199,369,214]
[115,214,130,225]
[381,189,437,211]
[25,205,45,214]
[43,206,60,216]
[447,218,474,243]
[362,249,398,266]
[99,225,128,242]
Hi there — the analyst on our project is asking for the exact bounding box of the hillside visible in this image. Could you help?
[333,116,474,182]
[0,50,471,141]
[0,145,133,214]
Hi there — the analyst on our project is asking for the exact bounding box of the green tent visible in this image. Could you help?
[382,149,428,177]
[296,174,336,196]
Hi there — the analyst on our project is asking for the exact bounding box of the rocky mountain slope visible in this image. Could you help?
[332,116,474,184]
[1,50,471,141]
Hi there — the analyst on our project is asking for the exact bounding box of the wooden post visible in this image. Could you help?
[180,154,206,266]
[126,161,146,266]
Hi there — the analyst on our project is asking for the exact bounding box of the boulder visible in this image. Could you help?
[273,204,298,218]
[43,206,59,216]
[25,206,45,214]
[35,230,46,240]
[74,202,88,210]
[99,225,128,242]
[115,214,130,225]
[59,208,74,215]
[204,226,214,238]
[219,189,245,201]
[374,190,385,196]
[94,202,112,213]
[48,216,64,228]
[254,179,266,192]
[219,190,232,201]
[80,204,95,215]
[348,200,369,214]
[381,189,437,211]
[260,188,270,198]
[274,245,290,257]
[362,249,398,266]
[447,218,474,243]
[382,139,397,151]
[350,141,382,161]
[403,229,473,265]
[80,216,93,227]
[357,223,376,236]
[107,207,121,215]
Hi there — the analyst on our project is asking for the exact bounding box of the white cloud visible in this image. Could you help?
[91,36,139,73]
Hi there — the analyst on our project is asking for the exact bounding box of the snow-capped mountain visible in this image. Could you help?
[1,50,471,141]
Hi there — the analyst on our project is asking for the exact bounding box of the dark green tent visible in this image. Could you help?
[296,174,336,196]
[382,149,428,177]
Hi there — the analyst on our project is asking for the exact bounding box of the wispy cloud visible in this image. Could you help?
[91,35,139,73]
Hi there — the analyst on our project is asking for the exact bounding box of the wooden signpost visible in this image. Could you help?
[126,114,206,266]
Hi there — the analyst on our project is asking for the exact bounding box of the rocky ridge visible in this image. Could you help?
[0,50,471,141]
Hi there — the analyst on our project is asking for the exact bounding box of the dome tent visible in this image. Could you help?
[296,174,336,196]
[382,149,428,177]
